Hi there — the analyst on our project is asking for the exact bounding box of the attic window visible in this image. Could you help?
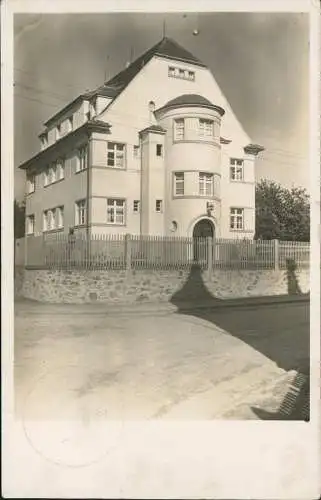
[168,65,195,81]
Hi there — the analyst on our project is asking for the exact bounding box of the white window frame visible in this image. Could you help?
[26,214,35,235]
[27,173,35,194]
[188,71,195,81]
[55,124,61,141]
[155,199,163,213]
[43,209,54,231]
[56,206,64,228]
[50,163,57,183]
[107,142,126,169]
[174,118,185,141]
[168,65,195,81]
[41,133,48,148]
[43,168,49,187]
[75,199,87,226]
[199,119,214,138]
[56,158,65,180]
[199,172,214,196]
[174,172,185,196]
[77,145,88,172]
[133,200,140,213]
[44,163,59,186]
[107,198,126,225]
[230,207,244,230]
[68,116,73,132]
[43,206,64,232]
[230,158,244,181]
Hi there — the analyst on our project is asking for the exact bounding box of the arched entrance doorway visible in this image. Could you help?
[192,219,215,262]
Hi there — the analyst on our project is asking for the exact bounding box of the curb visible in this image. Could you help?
[15,293,310,316]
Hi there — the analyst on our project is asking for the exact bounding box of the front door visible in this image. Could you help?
[193,219,214,262]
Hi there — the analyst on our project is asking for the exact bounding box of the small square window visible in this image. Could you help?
[133,200,140,213]
[156,144,163,157]
[156,200,163,213]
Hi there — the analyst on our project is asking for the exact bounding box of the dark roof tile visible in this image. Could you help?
[157,94,225,116]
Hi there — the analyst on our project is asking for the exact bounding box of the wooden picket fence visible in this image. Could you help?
[23,233,310,271]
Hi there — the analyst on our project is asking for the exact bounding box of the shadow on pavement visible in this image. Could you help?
[170,264,310,420]
[251,372,310,421]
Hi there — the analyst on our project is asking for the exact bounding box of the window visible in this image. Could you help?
[56,124,61,141]
[75,199,87,226]
[199,119,214,138]
[27,173,35,194]
[156,144,163,157]
[50,164,57,183]
[44,163,59,186]
[230,158,244,181]
[56,158,65,180]
[56,206,64,228]
[133,200,140,213]
[156,200,163,213]
[199,173,214,196]
[133,145,140,158]
[107,142,126,168]
[230,208,244,230]
[77,145,88,172]
[174,172,185,196]
[26,215,35,235]
[107,199,126,225]
[40,133,48,148]
[43,206,64,231]
[168,65,195,81]
[68,116,73,132]
[174,119,185,141]
[43,209,54,231]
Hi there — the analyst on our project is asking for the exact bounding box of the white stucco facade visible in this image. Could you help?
[21,37,263,240]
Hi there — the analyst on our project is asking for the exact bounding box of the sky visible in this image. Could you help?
[14,12,309,201]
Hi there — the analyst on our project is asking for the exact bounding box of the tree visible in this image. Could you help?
[14,199,26,239]
[255,179,310,241]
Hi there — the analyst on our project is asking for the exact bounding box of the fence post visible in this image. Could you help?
[274,239,279,271]
[125,233,132,274]
[207,237,213,279]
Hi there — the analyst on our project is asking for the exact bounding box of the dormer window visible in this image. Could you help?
[40,133,48,148]
[55,124,61,141]
[68,116,73,132]
[168,65,195,81]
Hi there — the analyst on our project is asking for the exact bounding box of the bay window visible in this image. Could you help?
[199,172,214,196]
[174,172,185,196]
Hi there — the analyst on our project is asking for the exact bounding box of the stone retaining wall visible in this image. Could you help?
[17,267,310,304]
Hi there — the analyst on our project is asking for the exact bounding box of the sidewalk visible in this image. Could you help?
[15,293,310,316]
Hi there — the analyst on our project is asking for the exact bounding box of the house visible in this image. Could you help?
[19,36,264,240]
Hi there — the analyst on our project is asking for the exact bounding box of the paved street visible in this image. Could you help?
[14,299,309,421]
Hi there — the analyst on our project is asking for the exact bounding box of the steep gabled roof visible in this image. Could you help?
[43,37,206,128]
[105,36,207,92]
